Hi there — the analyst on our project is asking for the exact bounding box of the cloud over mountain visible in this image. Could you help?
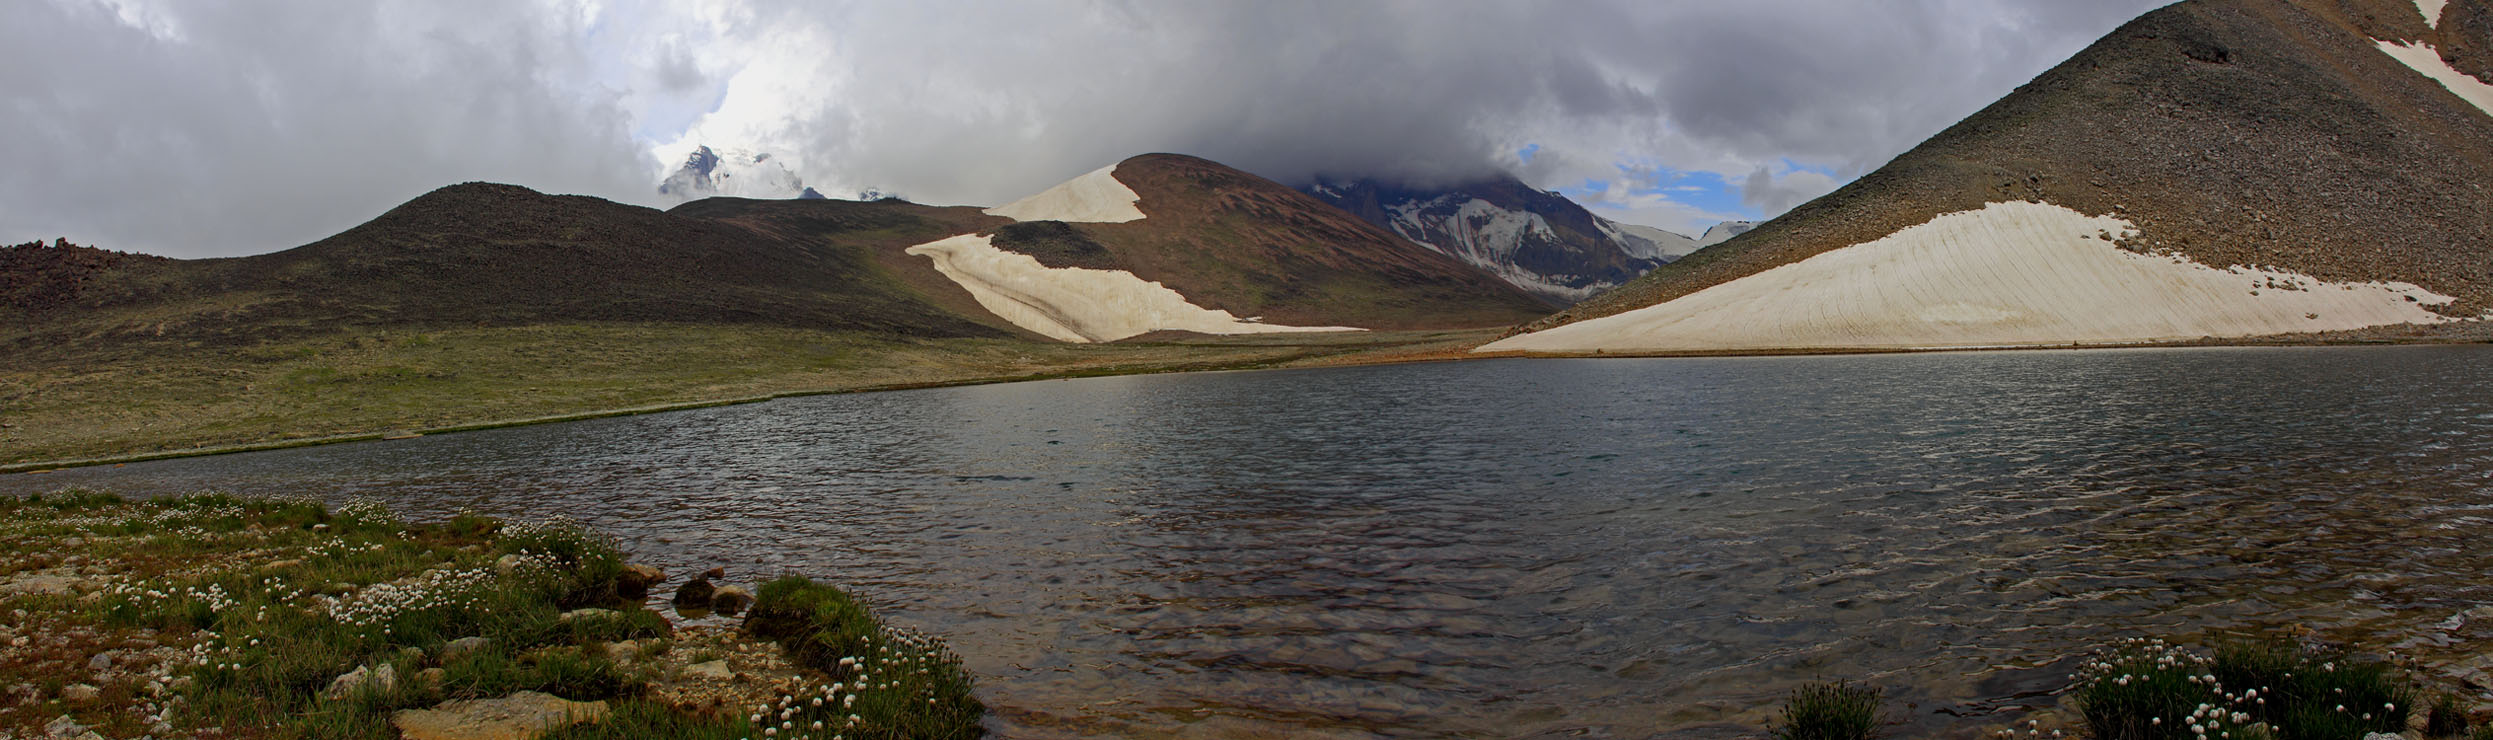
[5,0,2163,257]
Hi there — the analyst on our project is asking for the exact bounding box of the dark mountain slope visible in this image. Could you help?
[3,183,1017,351]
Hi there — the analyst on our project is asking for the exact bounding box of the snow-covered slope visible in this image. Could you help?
[1481,202,2455,353]
[906,161,1378,342]
[2375,39,2493,115]
[1303,176,1694,305]
[656,146,824,203]
[906,234,1359,342]
[1496,0,2493,354]
[982,164,1145,223]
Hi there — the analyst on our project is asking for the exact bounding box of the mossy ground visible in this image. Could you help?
[0,491,978,739]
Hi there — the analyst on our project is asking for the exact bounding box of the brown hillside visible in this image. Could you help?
[1,184,1017,352]
[988,153,1551,330]
[1527,0,2493,335]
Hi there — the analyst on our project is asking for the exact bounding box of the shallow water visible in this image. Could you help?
[12,346,2493,738]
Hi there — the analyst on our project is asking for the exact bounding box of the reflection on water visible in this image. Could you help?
[11,346,2493,738]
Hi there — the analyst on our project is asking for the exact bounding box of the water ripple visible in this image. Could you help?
[10,346,2493,738]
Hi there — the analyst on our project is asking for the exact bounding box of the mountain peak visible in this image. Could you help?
[1298,173,1696,304]
[657,145,815,203]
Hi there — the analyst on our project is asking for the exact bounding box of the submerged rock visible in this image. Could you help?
[711,585,753,616]
[616,563,664,599]
[673,578,716,610]
[391,691,609,740]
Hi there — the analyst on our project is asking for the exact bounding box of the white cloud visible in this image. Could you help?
[2,0,2169,257]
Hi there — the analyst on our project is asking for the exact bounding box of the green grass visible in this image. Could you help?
[2429,693,2469,737]
[0,323,1504,468]
[1771,680,1883,740]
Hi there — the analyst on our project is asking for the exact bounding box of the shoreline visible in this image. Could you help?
[11,330,2484,476]
[1,343,1480,475]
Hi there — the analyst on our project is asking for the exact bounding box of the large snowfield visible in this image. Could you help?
[906,233,1359,343]
[1479,201,2456,354]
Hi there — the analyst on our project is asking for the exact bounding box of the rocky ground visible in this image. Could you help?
[0,493,978,740]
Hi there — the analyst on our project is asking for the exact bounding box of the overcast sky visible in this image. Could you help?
[4,0,2168,258]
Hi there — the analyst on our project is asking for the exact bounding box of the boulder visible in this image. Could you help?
[43,715,87,739]
[323,663,397,699]
[442,636,490,661]
[672,578,716,610]
[390,691,609,740]
[615,564,664,599]
[557,608,617,623]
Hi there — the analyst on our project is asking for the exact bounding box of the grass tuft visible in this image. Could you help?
[2073,633,2413,740]
[742,576,984,740]
[1772,680,1882,740]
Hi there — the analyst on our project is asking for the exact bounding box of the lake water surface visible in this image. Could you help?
[12,347,2493,738]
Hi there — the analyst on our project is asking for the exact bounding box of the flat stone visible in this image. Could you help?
[683,659,733,680]
[0,574,82,596]
[391,691,609,740]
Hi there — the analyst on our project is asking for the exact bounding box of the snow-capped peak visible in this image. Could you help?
[657,145,816,203]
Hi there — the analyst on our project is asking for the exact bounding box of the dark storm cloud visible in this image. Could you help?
[3,0,2171,257]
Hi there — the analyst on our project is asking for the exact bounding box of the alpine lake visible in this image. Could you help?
[13,346,2493,738]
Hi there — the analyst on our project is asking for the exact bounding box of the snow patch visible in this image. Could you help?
[905,234,1361,343]
[1480,201,2455,354]
[2375,40,2493,117]
[983,165,1146,223]
[2415,0,2448,28]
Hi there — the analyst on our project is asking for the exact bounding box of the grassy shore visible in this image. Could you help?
[0,492,979,739]
[0,324,1500,469]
